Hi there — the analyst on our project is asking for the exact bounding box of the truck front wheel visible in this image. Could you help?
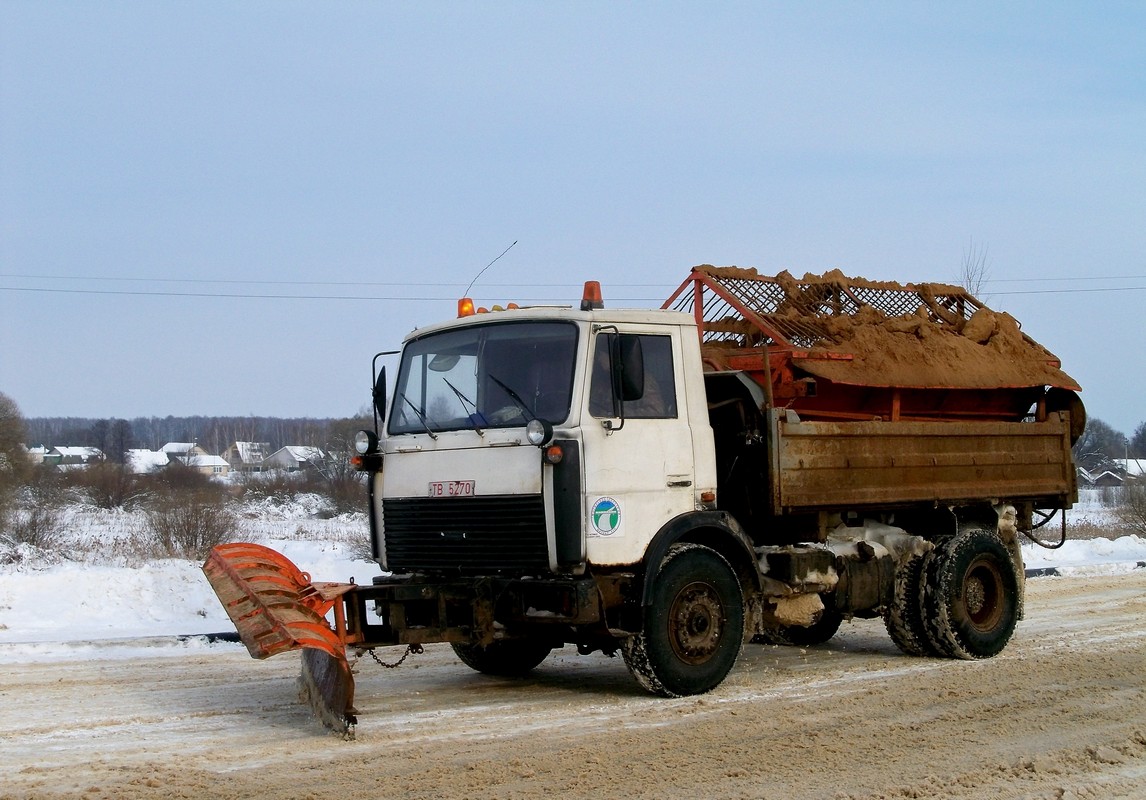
[921,529,1021,660]
[451,640,554,677]
[622,543,744,697]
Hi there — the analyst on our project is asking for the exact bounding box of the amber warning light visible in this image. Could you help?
[458,298,522,318]
[581,281,604,311]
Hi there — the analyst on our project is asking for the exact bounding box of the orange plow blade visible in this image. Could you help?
[202,542,358,735]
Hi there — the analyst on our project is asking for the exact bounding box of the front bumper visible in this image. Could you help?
[347,574,608,648]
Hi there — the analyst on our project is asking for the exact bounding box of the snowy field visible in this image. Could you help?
[1,492,1143,650]
[0,495,374,649]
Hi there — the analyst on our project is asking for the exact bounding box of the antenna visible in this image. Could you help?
[464,240,518,297]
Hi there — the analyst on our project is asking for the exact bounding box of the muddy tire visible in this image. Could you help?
[884,552,942,657]
[622,543,744,697]
[921,529,1021,660]
[451,639,553,676]
[752,600,843,647]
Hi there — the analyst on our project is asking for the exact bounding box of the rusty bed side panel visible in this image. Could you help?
[772,411,1075,512]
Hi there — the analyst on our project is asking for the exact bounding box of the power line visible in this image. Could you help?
[984,275,1146,283]
[0,285,613,301]
[2,271,1145,289]
[990,286,1146,295]
[0,285,509,301]
[4,283,1146,301]
[0,272,669,289]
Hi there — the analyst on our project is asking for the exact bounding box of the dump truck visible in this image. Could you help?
[204,265,1083,735]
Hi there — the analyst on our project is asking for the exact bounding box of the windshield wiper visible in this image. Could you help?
[443,378,485,435]
[488,374,538,423]
[400,395,439,440]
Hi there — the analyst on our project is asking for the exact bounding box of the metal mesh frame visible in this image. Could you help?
[666,270,984,351]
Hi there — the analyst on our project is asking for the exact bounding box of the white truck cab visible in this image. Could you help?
[374,304,718,573]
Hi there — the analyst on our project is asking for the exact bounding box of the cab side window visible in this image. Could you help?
[589,334,677,419]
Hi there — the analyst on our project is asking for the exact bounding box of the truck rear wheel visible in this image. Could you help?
[451,640,554,676]
[921,529,1020,660]
[622,543,744,697]
[884,552,942,657]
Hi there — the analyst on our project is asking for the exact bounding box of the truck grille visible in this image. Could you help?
[382,495,549,574]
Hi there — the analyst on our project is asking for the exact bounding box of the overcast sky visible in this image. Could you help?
[2,3,1144,436]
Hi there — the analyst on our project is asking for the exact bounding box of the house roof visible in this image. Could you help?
[285,446,325,461]
[127,449,170,474]
[228,441,270,463]
[51,446,104,461]
[268,446,327,463]
[1120,459,1146,477]
[1087,470,1124,485]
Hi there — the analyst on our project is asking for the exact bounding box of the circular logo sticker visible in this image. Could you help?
[590,497,621,536]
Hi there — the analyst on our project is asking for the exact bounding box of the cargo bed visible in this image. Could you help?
[769,409,1076,513]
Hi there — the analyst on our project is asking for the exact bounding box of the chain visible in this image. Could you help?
[366,643,424,669]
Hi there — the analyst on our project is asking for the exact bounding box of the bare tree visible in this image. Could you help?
[1117,484,1146,535]
[960,237,991,299]
[109,419,133,463]
[0,392,31,537]
[74,462,144,510]
[1073,417,1127,473]
[89,419,110,454]
[1129,421,1146,459]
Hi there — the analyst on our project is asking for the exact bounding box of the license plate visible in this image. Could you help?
[429,480,475,498]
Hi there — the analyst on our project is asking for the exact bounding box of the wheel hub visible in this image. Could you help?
[669,582,725,664]
[965,576,986,615]
[962,559,1004,631]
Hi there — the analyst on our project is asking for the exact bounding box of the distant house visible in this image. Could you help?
[161,442,209,458]
[126,449,170,475]
[1088,470,1124,488]
[43,446,105,469]
[156,443,229,475]
[20,445,49,465]
[1078,460,1144,488]
[177,453,231,476]
[223,441,271,473]
[1119,459,1146,482]
[263,446,328,473]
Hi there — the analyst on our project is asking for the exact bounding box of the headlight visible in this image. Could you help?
[354,429,378,454]
[526,418,553,447]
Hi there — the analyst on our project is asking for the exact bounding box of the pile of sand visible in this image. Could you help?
[696,265,1080,390]
[803,300,1079,390]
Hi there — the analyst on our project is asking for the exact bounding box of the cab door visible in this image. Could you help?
[580,327,696,567]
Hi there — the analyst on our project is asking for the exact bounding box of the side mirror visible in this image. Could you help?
[370,350,400,433]
[373,366,387,424]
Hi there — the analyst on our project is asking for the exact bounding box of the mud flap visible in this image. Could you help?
[202,543,358,733]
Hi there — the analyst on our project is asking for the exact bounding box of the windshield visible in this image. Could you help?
[388,321,579,435]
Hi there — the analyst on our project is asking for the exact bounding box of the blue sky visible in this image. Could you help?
[2,3,1144,435]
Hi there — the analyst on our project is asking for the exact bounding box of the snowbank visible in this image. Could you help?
[0,537,374,647]
[1022,534,1146,574]
[1,504,1143,650]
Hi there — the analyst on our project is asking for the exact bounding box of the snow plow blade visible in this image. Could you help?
[202,542,358,735]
